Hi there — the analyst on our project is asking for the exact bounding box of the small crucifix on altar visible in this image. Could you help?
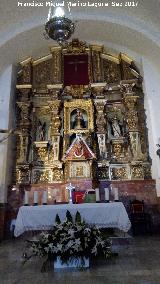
[66,183,75,204]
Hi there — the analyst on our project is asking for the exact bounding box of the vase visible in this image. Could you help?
[54,256,89,269]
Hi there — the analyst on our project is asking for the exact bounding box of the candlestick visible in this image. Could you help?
[42,191,48,205]
[104,188,109,202]
[34,191,38,205]
[24,191,29,205]
[114,188,119,201]
[95,188,100,202]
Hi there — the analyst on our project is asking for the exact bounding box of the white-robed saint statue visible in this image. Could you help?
[37,120,46,141]
[111,117,122,138]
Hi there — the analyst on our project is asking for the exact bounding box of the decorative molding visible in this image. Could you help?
[32,54,52,66]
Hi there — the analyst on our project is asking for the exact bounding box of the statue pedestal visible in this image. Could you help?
[34,141,49,148]
[33,141,49,165]
[111,138,125,160]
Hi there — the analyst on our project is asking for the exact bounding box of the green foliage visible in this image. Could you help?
[55,214,61,224]
[66,210,73,223]
[75,211,82,223]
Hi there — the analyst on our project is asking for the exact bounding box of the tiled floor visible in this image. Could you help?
[0,236,160,284]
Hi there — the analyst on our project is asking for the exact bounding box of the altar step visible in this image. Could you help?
[109,230,133,253]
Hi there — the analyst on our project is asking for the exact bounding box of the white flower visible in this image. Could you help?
[65,240,74,248]
[44,247,50,253]
[48,243,54,249]
[28,218,111,261]
[84,228,91,233]
[68,229,75,238]
[56,244,63,252]
[75,238,81,245]
[72,238,83,252]
[91,245,98,255]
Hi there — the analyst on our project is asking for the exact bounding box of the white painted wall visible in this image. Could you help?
[0,65,16,203]
[142,58,160,196]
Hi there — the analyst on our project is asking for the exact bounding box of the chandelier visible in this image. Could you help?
[44,6,75,45]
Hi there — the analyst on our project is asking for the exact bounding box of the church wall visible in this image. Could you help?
[111,180,159,230]
[0,66,15,203]
[142,58,160,197]
[0,65,16,240]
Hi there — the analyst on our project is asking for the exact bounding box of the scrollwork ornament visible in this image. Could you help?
[65,39,87,54]
[112,167,128,180]
[33,170,50,183]
[131,165,144,179]
[52,169,63,182]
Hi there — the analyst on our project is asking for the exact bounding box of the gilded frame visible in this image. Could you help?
[64,99,94,134]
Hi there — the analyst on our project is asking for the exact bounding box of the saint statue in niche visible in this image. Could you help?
[37,120,46,141]
[72,109,86,129]
[98,134,106,158]
[110,117,122,138]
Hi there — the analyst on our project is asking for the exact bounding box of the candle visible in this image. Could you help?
[104,188,109,201]
[95,188,100,202]
[34,191,38,205]
[114,188,119,201]
[42,191,48,204]
[24,191,29,205]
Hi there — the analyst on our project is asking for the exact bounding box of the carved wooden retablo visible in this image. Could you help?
[14,39,151,188]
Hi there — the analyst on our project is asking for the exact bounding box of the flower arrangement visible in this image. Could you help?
[25,210,112,270]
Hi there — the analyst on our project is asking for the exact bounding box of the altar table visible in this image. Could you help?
[14,202,131,237]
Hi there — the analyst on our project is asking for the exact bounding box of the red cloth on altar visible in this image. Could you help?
[72,191,85,204]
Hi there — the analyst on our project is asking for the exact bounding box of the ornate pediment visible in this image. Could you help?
[65,39,87,54]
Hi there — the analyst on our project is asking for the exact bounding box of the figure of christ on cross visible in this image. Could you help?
[68,58,86,73]
[64,54,89,86]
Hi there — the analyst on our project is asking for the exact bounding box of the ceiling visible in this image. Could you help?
[0,0,160,73]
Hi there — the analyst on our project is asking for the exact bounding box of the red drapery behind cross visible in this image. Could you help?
[63,54,89,86]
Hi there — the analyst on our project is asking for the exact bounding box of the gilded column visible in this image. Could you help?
[48,100,63,182]
[50,46,62,84]
[48,100,61,162]
[122,81,144,163]
[15,86,32,184]
[90,45,103,83]
[16,101,31,163]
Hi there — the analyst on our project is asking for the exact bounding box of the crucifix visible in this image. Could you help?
[68,58,86,73]
[66,182,75,204]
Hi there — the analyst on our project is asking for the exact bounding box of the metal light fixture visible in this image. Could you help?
[44,6,75,45]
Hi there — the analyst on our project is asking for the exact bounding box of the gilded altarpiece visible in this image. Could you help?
[14,39,151,201]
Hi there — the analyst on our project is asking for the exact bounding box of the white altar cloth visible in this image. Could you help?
[14,202,131,237]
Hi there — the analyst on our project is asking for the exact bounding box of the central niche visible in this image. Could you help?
[63,99,94,135]
[70,108,88,130]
